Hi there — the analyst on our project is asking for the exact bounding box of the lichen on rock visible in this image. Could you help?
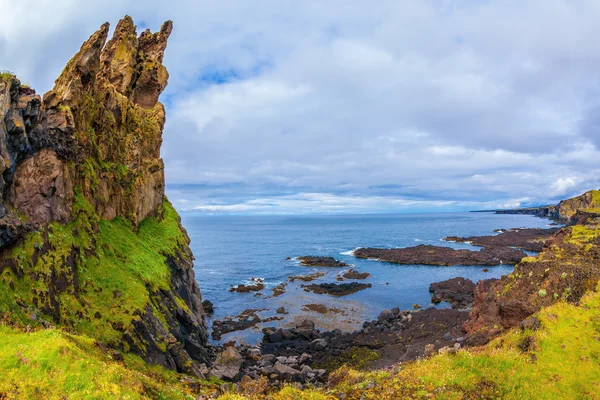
[0,16,209,375]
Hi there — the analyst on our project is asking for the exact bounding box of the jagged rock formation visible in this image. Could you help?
[0,17,209,375]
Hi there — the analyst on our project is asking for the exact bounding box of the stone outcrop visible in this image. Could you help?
[296,256,349,267]
[353,244,527,266]
[8,149,73,223]
[464,216,600,342]
[445,227,559,252]
[0,17,209,376]
[429,277,476,309]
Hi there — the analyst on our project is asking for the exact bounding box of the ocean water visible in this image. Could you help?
[180,212,553,343]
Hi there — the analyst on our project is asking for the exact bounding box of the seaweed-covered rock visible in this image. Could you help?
[296,256,349,267]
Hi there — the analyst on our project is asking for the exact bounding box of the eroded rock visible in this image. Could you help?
[301,282,372,296]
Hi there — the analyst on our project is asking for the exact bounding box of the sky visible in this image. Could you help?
[2,0,600,215]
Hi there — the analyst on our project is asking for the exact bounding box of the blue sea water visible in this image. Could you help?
[179,212,553,343]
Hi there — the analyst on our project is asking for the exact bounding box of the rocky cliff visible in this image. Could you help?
[493,189,600,224]
[465,197,600,342]
[0,16,209,375]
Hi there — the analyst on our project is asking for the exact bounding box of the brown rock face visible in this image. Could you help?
[353,244,526,266]
[1,15,173,232]
[464,220,600,342]
[40,16,172,226]
[0,17,210,375]
[8,149,73,223]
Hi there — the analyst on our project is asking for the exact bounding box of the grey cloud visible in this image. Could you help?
[2,0,600,213]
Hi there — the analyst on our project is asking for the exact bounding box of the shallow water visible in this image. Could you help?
[179,212,553,344]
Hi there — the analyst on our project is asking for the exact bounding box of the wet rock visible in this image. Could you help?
[341,268,371,280]
[271,283,287,297]
[296,256,349,267]
[298,320,315,330]
[269,331,284,343]
[301,282,372,296]
[212,309,264,340]
[230,282,265,293]
[445,227,559,252]
[353,244,527,266]
[202,300,214,314]
[378,309,395,321]
[276,307,287,314]
[429,277,476,309]
[301,304,345,315]
[289,271,326,282]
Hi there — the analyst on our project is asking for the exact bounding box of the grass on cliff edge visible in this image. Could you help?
[0,324,222,400]
[222,283,600,400]
[0,192,191,348]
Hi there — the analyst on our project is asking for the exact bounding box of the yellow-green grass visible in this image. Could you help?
[0,191,190,348]
[0,325,217,399]
[0,70,13,82]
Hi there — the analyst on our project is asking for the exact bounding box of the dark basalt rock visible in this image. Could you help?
[445,227,559,252]
[296,256,349,267]
[429,277,476,309]
[230,282,265,293]
[301,282,372,296]
[341,268,370,280]
[202,300,215,314]
[212,309,262,340]
[354,244,526,266]
[233,307,469,386]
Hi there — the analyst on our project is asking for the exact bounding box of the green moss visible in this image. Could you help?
[281,284,600,400]
[0,192,188,349]
[318,347,381,372]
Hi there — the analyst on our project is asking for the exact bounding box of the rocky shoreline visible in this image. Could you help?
[203,198,600,390]
[354,244,526,265]
[205,227,559,386]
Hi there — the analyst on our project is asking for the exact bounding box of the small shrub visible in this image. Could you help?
[538,289,547,297]
[0,70,13,83]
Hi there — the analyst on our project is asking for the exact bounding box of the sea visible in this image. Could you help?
[179,211,554,344]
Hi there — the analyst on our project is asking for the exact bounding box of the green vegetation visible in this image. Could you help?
[0,190,188,349]
[248,283,600,399]
[318,347,381,372]
[0,324,220,399]
[0,70,13,82]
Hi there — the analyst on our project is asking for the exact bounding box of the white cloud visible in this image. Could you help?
[2,0,600,213]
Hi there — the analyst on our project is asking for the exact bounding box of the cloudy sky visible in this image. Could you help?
[2,0,600,214]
